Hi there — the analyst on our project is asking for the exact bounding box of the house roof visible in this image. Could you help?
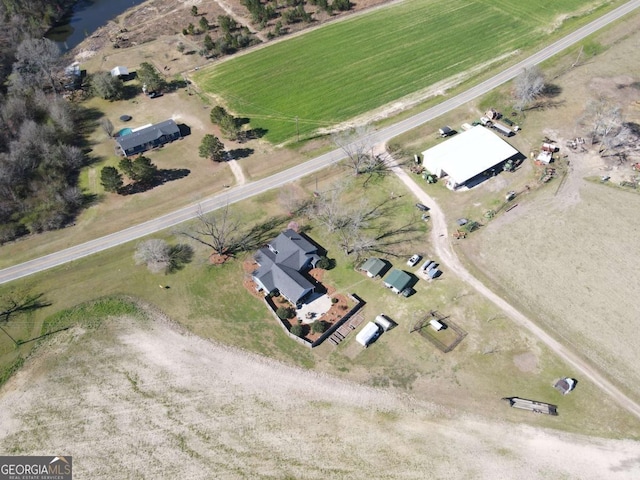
[360,258,387,276]
[384,269,411,291]
[116,119,180,152]
[253,229,321,303]
[421,126,519,186]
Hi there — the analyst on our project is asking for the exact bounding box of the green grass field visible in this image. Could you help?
[195,0,604,143]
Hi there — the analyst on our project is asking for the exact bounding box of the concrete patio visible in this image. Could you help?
[296,293,332,324]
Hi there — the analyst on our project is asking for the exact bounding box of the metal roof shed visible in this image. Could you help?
[421,126,519,189]
[111,66,129,77]
[383,269,412,294]
[360,258,388,278]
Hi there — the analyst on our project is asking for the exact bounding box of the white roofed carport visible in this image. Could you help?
[421,126,519,189]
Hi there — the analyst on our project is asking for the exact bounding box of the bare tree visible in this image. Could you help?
[579,97,637,156]
[134,239,194,273]
[100,118,114,138]
[179,204,244,256]
[332,124,376,175]
[513,66,545,111]
[278,185,307,215]
[9,38,61,94]
[134,239,172,273]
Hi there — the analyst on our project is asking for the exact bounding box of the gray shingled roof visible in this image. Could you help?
[360,258,387,277]
[116,119,180,152]
[253,229,321,303]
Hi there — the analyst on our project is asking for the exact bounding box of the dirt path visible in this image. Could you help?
[380,145,640,422]
[211,0,267,42]
[227,158,246,185]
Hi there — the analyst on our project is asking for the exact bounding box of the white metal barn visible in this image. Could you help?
[356,322,381,347]
[421,126,519,190]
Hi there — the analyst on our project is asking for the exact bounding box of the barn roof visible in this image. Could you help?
[421,126,519,187]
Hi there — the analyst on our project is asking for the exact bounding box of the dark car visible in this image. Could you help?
[416,203,429,211]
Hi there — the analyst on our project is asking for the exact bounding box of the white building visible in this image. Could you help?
[421,126,519,190]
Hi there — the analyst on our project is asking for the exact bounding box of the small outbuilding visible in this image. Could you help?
[554,378,576,395]
[360,258,389,278]
[383,269,412,294]
[356,322,381,347]
[375,314,395,332]
[111,66,129,77]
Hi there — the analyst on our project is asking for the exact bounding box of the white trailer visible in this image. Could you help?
[356,322,381,347]
[429,319,444,331]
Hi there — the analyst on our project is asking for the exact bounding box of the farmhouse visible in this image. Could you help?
[421,125,519,190]
[360,258,389,278]
[252,229,322,305]
[383,269,412,294]
[116,120,181,157]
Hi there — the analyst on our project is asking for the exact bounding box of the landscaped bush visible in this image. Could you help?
[290,324,304,337]
[316,256,335,270]
[276,306,294,320]
[311,320,326,334]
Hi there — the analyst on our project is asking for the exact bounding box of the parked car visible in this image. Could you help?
[416,203,429,211]
[407,254,421,267]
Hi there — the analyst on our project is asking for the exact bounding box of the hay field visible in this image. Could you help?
[1,316,639,479]
[194,0,607,143]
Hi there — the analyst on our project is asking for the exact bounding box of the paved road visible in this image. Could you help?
[1,0,639,286]
[384,151,640,421]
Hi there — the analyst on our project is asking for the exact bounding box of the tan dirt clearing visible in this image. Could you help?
[1,315,639,479]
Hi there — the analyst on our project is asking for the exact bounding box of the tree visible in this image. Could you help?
[203,35,214,52]
[100,117,114,137]
[187,23,196,35]
[179,205,244,256]
[137,62,165,92]
[199,134,226,162]
[119,156,158,184]
[134,239,171,274]
[199,16,209,32]
[580,97,635,156]
[332,0,352,11]
[290,324,304,337]
[332,125,376,175]
[276,306,294,320]
[100,166,123,193]
[131,156,158,184]
[90,71,123,100]
[514,66,545,111]
[176,42,186,53]
[311,320,326,334]
[210,106,229,124]
[191,5,198,16]
[9,38,60,94]
[218,15,238,34]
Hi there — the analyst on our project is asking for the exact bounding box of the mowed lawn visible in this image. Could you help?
[195,0,595,143]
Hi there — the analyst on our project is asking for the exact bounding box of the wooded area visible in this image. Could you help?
[0,0,88,243]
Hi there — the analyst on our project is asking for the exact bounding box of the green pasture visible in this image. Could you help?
[195,0,605,143]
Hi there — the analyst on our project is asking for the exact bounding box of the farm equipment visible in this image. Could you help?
[539,167,556,183]
[452,230,466,239]
[423,172,437,183]
[503,159,515,172]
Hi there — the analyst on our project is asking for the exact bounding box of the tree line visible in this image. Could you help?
[0,2,91,243]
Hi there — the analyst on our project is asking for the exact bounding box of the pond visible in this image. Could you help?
[45,0,146,52]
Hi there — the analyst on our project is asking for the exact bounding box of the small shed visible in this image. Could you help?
[111,66,129,77]
[356,322,381,347]
[427,267,441,279]
[360,258,388,278]
[554,378,576,395]
[375,314,394,332]
[383,269,412,294]
[429,319,444,331]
